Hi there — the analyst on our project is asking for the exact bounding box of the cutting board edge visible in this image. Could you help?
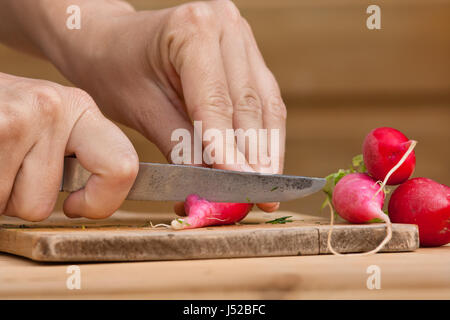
[14,226,320,262]
[0,223,420,263]
[317,223,419,254]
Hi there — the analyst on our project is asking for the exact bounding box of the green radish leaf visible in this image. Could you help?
[265,216,293,224]
[320,198,329,210]
[322,168,352,207]
[351,154,363,168]
[351,154,367,173]
[323,169,351,197]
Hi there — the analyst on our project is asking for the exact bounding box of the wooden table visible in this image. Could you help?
[1,244,448,299]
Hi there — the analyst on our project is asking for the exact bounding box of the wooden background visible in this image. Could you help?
[0,0,448,217]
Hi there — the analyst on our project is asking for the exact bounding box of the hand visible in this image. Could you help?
[0,73,138,221]
[2,0,286,212]
[57,1,286,212]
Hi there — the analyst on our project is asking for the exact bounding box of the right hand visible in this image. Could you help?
[0,73,138,221]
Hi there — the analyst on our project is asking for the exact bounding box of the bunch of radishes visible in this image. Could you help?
[324,127,449,250]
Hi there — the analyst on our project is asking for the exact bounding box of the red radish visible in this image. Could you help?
[326,173,392,256]
[171,194,253,229]
[323,127,418,256]
[363,127,416,185]
[326,173,392,255]
[389,178,450,247]
[332,173,387,224]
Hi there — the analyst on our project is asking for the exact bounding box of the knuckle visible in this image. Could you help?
[172,2,215,27]
[67,87,96,110]
[0,116,19,141]
[220,0,241,24]
[240,17,255,36]
[110,151,139,184]
[193,83,233,120]
[241,17,251,30]
[265,94,287,120]
[31,85,63,122]
[234,87,262,116]
[0,106,28,141]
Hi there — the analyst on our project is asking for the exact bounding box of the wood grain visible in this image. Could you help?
[0,246,448,299]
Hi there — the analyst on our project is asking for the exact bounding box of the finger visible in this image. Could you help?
[219,13,264,172]
[4,137,65,221]
[0,76,57,219]
[257,202,280,212]
[174,27,253,172]
[242,19,287,176]
[0,118,35,216]
[63,106,139,219]
[129,85,197,165]
[130,88,211,216]
[221,28,278,212]
[241,19,286,213]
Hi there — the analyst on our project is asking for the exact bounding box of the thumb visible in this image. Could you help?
[63,104,139,219]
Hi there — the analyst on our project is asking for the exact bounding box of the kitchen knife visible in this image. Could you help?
[61,157,326,203]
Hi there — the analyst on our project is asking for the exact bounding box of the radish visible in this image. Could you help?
[171,194,253,229]
[321,126,418,255]
[389,178,450,247]
[363,127,416,185]
[325,173,392,255]
[332,173,387,224]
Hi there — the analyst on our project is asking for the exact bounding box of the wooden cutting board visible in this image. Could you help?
[0,211,418,262]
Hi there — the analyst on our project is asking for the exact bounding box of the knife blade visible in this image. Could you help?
[61,157,326,203]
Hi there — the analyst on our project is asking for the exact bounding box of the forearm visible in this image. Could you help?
[0,1,45,57]
[0,0,135,70]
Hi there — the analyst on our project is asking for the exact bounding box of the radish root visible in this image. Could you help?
[148,221,171,229]
[326,198,392,256]
[372,140,417,198]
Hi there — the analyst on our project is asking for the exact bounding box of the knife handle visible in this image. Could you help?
[60,157,91,192]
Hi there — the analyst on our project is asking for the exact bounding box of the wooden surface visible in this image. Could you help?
[0,211,418,262]
[0,244,448,299]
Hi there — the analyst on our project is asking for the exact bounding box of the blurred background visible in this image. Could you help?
[0,0,448,217]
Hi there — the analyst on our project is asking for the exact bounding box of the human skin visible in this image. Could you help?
[0,73,138,221]
[0,0,286,213]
